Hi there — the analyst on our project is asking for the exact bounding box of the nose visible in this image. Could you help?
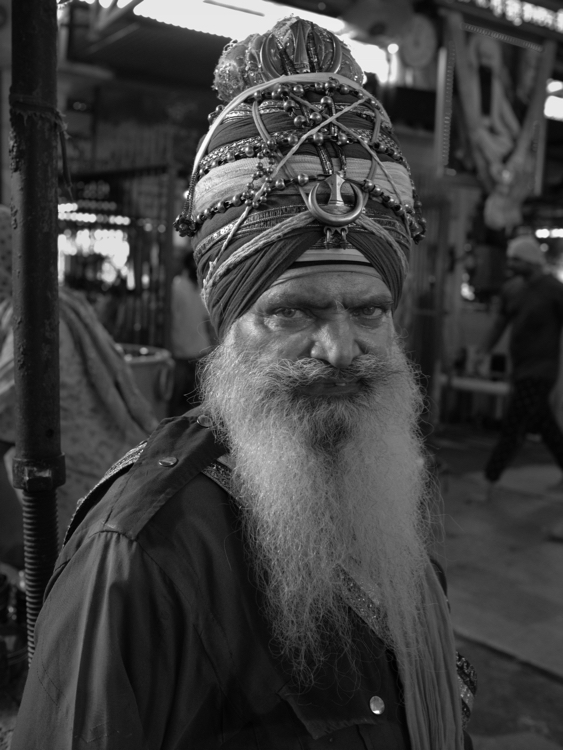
[309,318,362,369]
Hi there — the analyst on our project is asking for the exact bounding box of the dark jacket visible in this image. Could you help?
[12,411,473,749]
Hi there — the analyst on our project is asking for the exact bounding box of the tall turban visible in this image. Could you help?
[174,17,426,337]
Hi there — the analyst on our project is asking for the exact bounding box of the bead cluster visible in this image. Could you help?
[197,129,404,177]
[174,77,426,242]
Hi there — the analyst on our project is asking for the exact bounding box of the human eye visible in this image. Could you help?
[352,305,388,326]
[271,307,306,319]
[353,305,386,320]
[261,306,311,329]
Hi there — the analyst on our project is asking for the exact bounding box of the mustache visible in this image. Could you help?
[258,353,404,393]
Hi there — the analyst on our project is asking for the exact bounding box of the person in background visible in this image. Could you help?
[169,249,214,415]
[11,18,475,749]
[473,234,563,503]
[0,204,158,567]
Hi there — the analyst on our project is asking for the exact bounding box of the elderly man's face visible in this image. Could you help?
[233,271,395,397]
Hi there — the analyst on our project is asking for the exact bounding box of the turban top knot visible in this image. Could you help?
[174,16,426,338]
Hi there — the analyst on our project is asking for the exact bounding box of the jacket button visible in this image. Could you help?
[158,456,178,467]
[369,695,385,714]
[197,414,213,428]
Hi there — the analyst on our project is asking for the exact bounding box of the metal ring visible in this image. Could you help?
[306,181,366,227]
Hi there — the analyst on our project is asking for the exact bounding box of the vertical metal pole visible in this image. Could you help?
[10,0,65,656]
[162,165,176,351]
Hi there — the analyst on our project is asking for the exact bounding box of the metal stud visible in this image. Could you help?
[158,456,178,467]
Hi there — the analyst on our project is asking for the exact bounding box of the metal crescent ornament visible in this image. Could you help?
[306,173,366,227]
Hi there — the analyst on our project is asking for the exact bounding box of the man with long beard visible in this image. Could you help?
[12,16,475,750]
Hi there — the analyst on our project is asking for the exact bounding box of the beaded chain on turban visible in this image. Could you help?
[174,17,426,337]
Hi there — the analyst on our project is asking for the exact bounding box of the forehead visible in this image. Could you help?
[256,271,393,308]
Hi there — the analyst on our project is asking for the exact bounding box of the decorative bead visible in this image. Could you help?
[394,206,405,216]
[296,174,309,186]
[196,212,205,223]
[337,133,349,146]
[387,198,397,208]
[215,201,226,213]
[210,160,218,170]
[286,133,299,146]
[324,81,336,94]
[294,115,307,129]
[309,111,322,125]
[312,132,324,145]
[203,208,211,219]
[253,91,263,102]
[314,82,324,93]
[363,179,375,192]
[320,96,333,107]
[266,139,277,150]
[372,186,383,197]
[232,195,242,206]
[226,151,236,162]
[283,99,295,112]
[274,178,285,190]
[339,84,350,95]
[292,84,305,96]
[381,194,391,204]
[273,83,288,99]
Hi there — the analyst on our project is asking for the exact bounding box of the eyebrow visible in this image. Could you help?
[261,291,394,309]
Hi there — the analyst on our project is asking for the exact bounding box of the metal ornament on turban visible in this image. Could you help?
[174,17,426,337]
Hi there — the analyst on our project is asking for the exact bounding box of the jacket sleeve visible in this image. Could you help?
[10,529,219,750]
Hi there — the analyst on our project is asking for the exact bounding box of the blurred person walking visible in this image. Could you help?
[168,249,214,415]
[473,234,563,503]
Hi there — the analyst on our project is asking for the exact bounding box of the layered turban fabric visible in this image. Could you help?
[175,17,425,337]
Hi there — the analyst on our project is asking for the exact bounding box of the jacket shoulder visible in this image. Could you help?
[63,409,226,546]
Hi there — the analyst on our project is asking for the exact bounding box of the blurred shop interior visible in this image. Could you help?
[1,0,563,423]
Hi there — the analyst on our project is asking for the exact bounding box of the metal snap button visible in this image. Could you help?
[197,414,213,428]
[369,695,385,715]
[158,456,178,467]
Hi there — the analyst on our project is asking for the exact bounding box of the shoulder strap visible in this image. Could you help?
[63,440,147,545]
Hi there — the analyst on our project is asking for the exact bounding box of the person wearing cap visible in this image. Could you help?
[11,18,475,750]
[473,234,563,503]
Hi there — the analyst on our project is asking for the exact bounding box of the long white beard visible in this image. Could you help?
[199,327,433,684]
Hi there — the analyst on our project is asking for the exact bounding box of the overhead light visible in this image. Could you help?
[387,43,399,55]
[536,228,563,238]
[545,95,563,121]
[547,79,563,94]
[133,0,346,37]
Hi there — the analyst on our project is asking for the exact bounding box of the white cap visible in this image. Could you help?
[506,236,546,267]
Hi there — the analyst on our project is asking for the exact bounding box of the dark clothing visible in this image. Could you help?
[502,274,563,383]
[169,357,201,416]
[485,274,563,481]
[485,379,563,482]
[12,412,472,750]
